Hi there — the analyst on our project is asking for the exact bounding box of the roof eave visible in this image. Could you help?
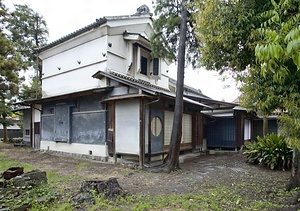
[16,87,113,105]
[37,18,107,53]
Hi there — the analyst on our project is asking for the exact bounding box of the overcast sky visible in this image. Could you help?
[5,0,239,102]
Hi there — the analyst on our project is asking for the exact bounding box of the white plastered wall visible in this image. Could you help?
[40,141,108,157]
[42,64,106,97]
[41,36,108,98]
[115,99,140,155]
[107,35,127,74]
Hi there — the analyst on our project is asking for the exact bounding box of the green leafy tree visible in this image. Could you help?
[151,0,200,67]
[7,4,48,100]
[195,0,272,73]
[239,67,281,136]
[195,0,300,191]
[0,0,22,142]
[254,0,300,190]
[0,1,46,141]
[151,0,195,171]
[194,0,274,135]
[7,4,48,70]
[19,76,42,100]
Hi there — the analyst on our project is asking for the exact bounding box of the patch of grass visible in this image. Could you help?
[88,193,117,211]
[80,184,290,211]
[47,171,80,184]
[75,162,90,169]
[0,157,34,172]
[0,156,79,186]
[46,202,74,211]
[250,201,280,210]
[122,168,135,177]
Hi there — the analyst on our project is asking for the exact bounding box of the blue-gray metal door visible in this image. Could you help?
[54,105,70,142]
[150,109,163,153]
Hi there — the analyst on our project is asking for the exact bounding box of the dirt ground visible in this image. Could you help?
[0,143,291,204]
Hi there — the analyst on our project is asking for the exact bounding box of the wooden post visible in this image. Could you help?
[139,98,145,168]
[30,105,33,148]
[263,115,268,137]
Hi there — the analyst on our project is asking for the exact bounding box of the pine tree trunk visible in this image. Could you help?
[286,149,300,191]
[167,0,188,171]
[263,115,268,137]
[3,124,8,142]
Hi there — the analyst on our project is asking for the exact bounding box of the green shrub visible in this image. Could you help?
[243,134,292,170]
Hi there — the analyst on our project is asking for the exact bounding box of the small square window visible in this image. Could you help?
[25,129,30,136]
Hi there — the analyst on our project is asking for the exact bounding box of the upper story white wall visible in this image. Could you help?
[42,36,108,78]
[39,15,170,98]
[106,34,127,74]
[156,60,169,89]
[40,27,108,97]
[107,16,153,38]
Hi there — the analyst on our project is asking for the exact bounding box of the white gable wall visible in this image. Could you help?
[106,18,169,89]
[40,16,170,98]
[115,99,140,155]
[107,35,127,74]
[107,16,152,37]
[41,34,108,97]
[40,26,108,59]
[42,37,108,78]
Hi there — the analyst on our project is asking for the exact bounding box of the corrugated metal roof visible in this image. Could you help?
[12,106,31,112]
[0,124,21,130]
[204,112,234,117]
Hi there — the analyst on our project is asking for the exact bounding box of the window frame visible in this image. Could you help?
[152,58,160,77]
[140,55,148,75]
[25,129,30,136]
[133,43,160,78]
[140,48,151,76]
